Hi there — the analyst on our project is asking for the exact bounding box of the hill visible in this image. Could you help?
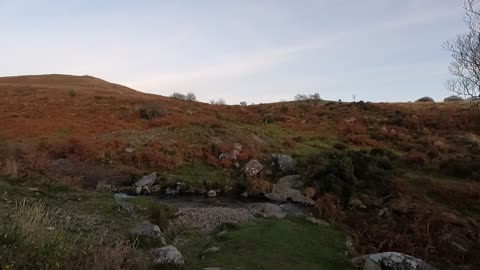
[0,74,479,269]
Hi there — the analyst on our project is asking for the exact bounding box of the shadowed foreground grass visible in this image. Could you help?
[178,218,353,270]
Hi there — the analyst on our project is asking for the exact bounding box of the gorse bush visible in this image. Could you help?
[297,149,393,204]
[139,102,166,120]
[148,202,177,230]
[171,92,196,101]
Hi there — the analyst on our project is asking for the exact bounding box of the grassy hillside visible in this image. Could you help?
[1,74,479,269]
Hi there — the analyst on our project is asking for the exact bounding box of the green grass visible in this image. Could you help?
[161,163,229,188]
[178,218,352,270]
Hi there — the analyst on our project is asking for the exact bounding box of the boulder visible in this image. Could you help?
[244,160,264,176]
[363,252,436,270]
[134,172,157,194]
[271,154,295,171]
[207,190,217,197]
[248,203,287,219]
[203,247,221,254]
[277,175,302,189]
[265,183,315,205]
[114,193,132,199]
[151,245,184,266]
[305,216,329,226]
[131,221,167,245]
[233,143,242,151]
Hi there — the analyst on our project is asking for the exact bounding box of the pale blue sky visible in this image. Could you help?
[0,0,466,103]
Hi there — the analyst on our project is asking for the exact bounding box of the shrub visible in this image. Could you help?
[297,149,392,204]
[69,89,76,97]
[210,98,226,105]
[443,95,464,102]
[171,92,186,100]
[185,92,197,101]
[240,101,247,106]
[415,96,435,102]
[138,102,165,120]
[148,202,177,230]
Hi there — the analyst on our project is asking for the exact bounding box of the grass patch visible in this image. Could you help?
[178,218,352,270]
[161,163,229,188]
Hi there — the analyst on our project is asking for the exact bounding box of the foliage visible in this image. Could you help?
[297,149,393,203]
[209,98,226,105]
[415,96,435,102]
[139,102,166,120]
[445,0,480,104]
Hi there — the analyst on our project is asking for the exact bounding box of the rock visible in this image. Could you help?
[244,160,264,176]
[134,172,157,194]
[131,221,167,245]
[240,192,248,198]
[348,197,367,210]
[233,143,242,151]
[363,252,436,270]
[124,147,136,153]
[151,245,184,266]
[248,203,287,219]
[305,216,329,226]
[265,183,315,205]
[203,247,221,254]
[96,181,113,192]
[165,187,178,195]
[207,190,217,197]
[271,154,295,171]
[203,268,222,270]
[114,193,132,199]
[216,230,228,239]
[46,226,55,231]
[303,187,316,199]
[277,175,302,189]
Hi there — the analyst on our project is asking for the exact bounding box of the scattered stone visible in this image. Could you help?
[248,203,287,219]
[114,193,132,199]
[134,172,157,194]
[168,207,254,232]
[303,187,316,199]
[131,221,167,245]
[277,175,302,189]
[271,154,295,171]
[363,252,436,270]
[203,246,221,254]
[207,190,217,197]
[216,230,228,239]
[96,181,113,192]
[265,183,314,205]
[124,147,136,153]
[305,216,329,226]
[244,160,264,176]
[151,245,184,266]
[233,143,242,151]
[348,197,367,210]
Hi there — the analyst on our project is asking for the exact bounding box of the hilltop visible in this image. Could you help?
[0,74,479,269]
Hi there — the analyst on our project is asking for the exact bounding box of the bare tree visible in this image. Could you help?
[445,0,480,106]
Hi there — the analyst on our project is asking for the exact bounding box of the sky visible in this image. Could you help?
[0,0,468,104]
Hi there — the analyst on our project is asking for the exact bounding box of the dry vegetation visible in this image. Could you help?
[1,74,479,269]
